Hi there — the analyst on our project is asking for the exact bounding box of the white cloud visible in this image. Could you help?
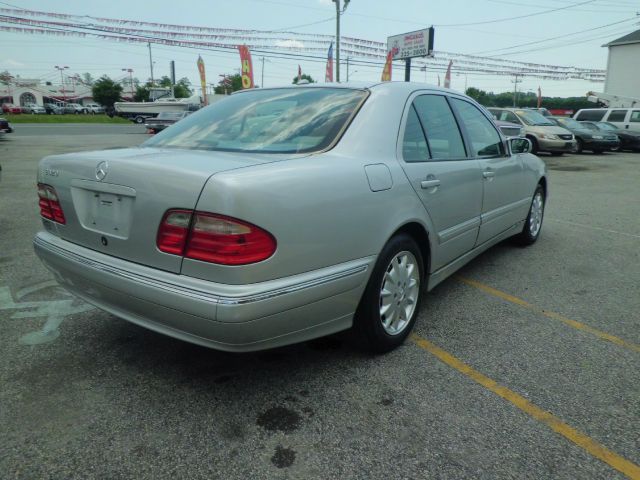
[275,39,305,49]
[0,59,25,68]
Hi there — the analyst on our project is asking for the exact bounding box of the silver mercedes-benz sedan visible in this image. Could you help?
[34,82,547,353]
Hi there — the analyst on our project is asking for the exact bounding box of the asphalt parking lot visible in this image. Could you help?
[1,126,638,479]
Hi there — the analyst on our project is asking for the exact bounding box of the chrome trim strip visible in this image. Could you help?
[438,217,481,244]
[34,235,368,306]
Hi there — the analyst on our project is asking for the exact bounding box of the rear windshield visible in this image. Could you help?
[143,87,368,154]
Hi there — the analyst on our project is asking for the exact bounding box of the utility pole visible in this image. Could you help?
[122,68,134,99]
[148,42,155,86]
[332,0,350,82]
[512,73,522,107]
[346,57,350,82]
[54,65,69,103]
[261,57,265,88]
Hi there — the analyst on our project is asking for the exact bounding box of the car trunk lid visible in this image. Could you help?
[38,147,302,273]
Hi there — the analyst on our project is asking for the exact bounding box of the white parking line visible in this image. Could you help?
[548,218,640,239]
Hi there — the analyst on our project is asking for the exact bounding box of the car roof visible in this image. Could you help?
[234,81,462,96]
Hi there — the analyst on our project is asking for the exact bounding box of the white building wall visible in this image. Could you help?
[604,43,640,98]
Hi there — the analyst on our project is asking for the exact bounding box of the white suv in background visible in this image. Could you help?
[573,108,640,132]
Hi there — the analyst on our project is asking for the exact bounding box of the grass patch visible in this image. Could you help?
[3,114,131,124]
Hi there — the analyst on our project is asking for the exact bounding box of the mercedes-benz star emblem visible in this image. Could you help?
[95,161,108,181]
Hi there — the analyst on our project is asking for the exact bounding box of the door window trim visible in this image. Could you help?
[397,91,471,163]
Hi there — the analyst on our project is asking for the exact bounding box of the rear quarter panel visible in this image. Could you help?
[184,86,435,285]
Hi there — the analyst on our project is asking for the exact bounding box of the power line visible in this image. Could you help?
[435,0,598,27]
[471,16,638,55]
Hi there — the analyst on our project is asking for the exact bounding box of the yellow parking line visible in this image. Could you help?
[410,334,640,480]
[457,276,640,354]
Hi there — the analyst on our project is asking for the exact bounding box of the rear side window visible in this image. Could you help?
[502,112,521,124]
[630,111,640,123]
[451,98,505,157]
[413,95,466,159]
[607,110,627,122]
[402,106,430,162]
[575,110,606,121]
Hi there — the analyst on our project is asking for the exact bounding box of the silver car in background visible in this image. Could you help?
[34,82,547,353]
[488,107,576,155]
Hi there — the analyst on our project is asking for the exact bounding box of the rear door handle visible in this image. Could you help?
[421,179,441,189]
[482,171,495,179]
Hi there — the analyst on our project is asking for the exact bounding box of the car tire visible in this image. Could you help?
[135,116,145,124]
[527,136,539,154]
[354,234,424,353]
[513,184,545,246]
[575,138,584,154]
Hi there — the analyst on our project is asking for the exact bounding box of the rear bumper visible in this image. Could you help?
[33,231,372,352]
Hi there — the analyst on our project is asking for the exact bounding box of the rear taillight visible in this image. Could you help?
[157,210,192,255]
[157,209,276,265]
[37,183,66,224]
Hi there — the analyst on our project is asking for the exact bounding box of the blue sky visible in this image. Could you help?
[1,0,638,96]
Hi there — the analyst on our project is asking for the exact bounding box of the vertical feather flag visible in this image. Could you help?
[197,55,207,105]
[444,60,453,89]
[238,45,254,89]
[537,86,542,108]
[325,42,334,82]
[381,48,397,82]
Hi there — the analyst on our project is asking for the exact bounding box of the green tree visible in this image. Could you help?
[0,70,12,84]
[292,74,316,84]
[81,72,94,85]
[134,84,150,102]
[214,74,243,94]
[91,76,123,108]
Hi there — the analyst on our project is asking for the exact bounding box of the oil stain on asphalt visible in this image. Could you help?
[256,407,301,433]
[271,445,296,468]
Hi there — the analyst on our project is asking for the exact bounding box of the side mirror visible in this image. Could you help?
[510,137,532,154]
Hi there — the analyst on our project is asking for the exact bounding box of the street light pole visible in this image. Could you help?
[261,57,265,88]
[148,42,155,86]
[54,65,69,103]
[122,68,134,99]
[332,0,350,83]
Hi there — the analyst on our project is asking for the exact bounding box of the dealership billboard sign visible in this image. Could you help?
[387,27,434,60]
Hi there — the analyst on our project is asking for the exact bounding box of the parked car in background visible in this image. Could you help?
[528,107,552,117]
[144,111,191,133]
[65,103,88,114]
[34,82,547,354]
[2,103,22,114]
[0,117,13,133]
[45,104,63,115]
[580,121,640,152]
[22,103,47,114]
[574,108,640,132]
[84,103,105,114]
[488,107,575,155]
[494,119,524,138]
[547,116,619,153]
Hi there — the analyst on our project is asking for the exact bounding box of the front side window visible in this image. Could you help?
[143,87,368,153]
[575,110,606,122]
[413,95,466,159]
[607,110,627,122]
[451,98,504,157]
[630,110,640,123]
